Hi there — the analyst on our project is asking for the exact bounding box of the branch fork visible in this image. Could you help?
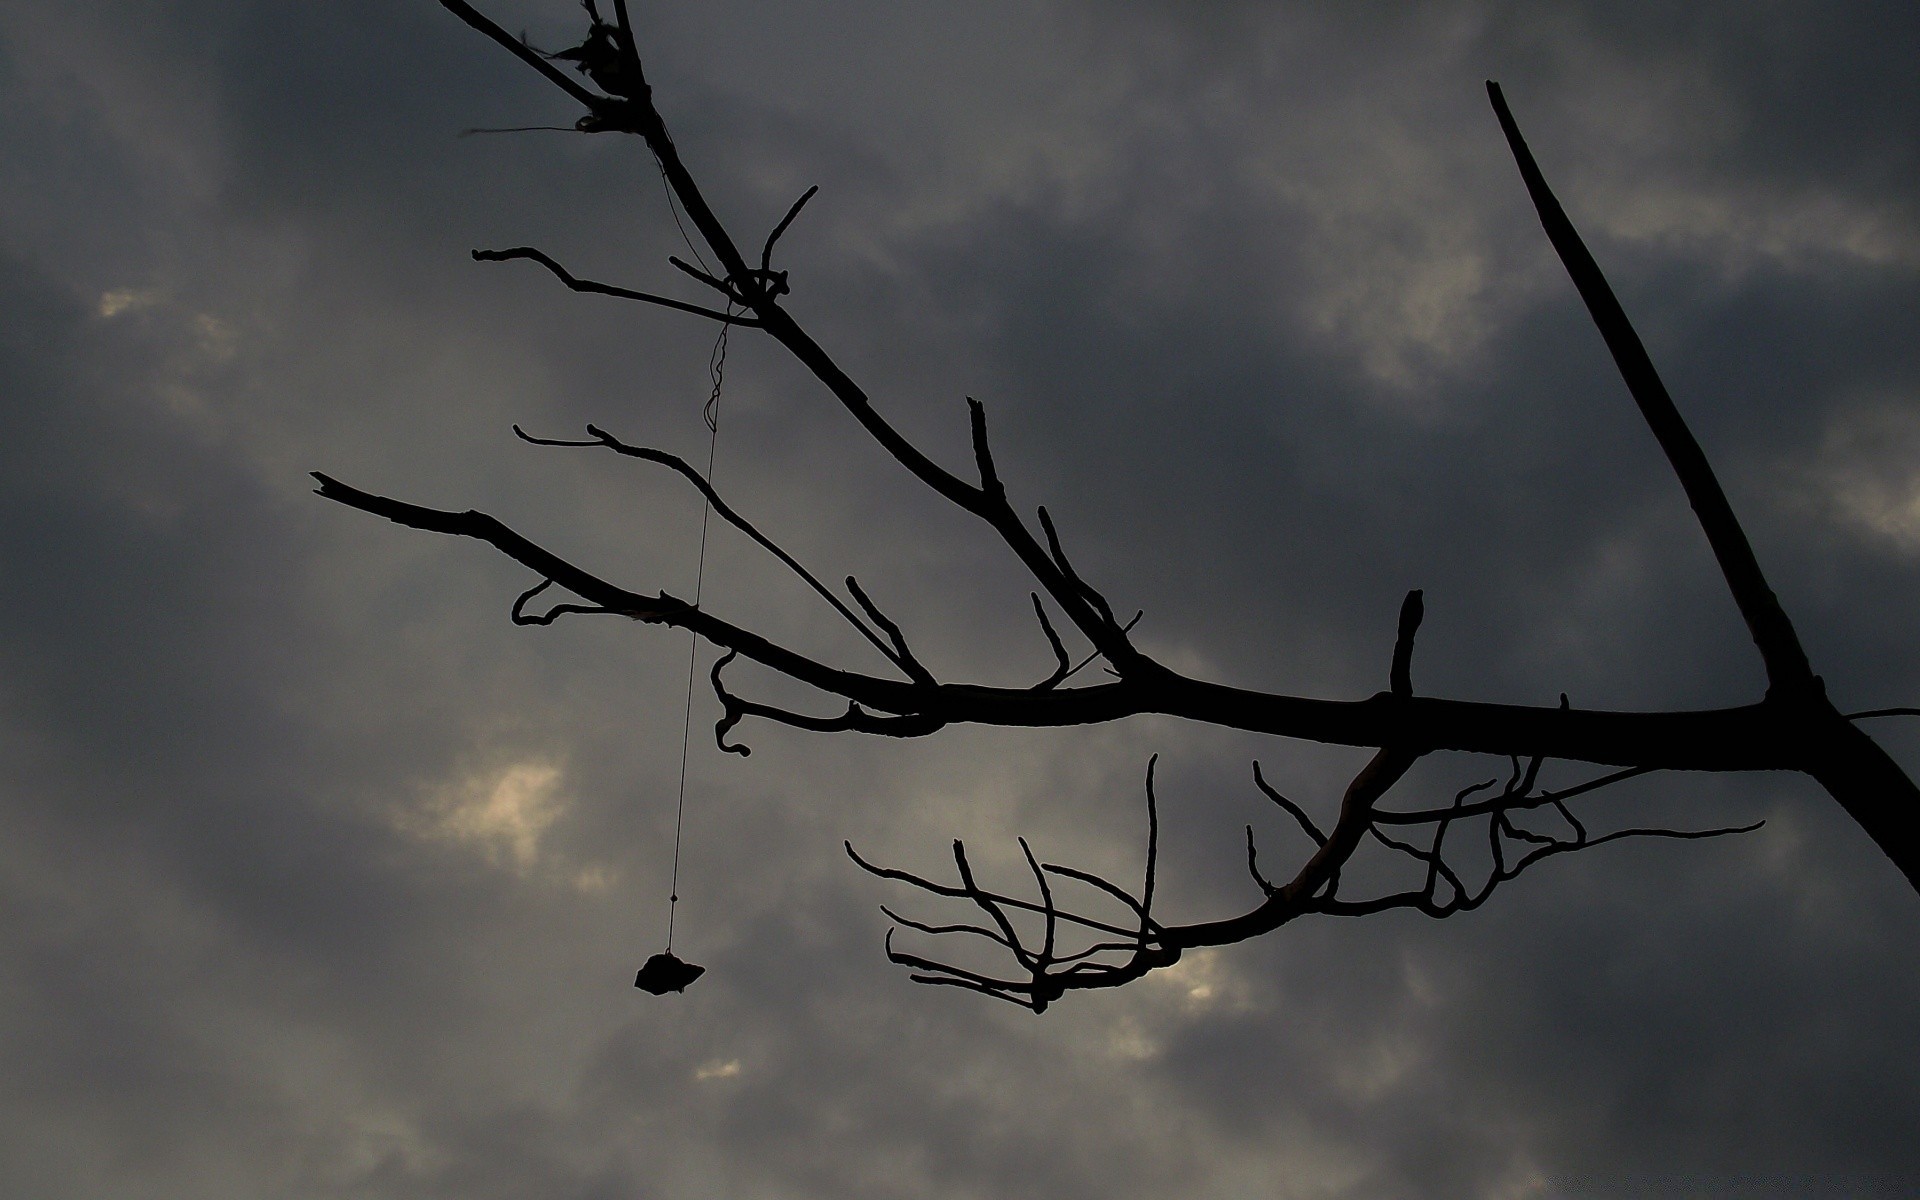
[314,2,1920,1011]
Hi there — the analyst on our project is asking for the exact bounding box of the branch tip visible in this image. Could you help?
[1391,589,1424,697]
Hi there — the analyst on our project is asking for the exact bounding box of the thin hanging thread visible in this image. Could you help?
[650,138,734,954]
[666,299,734,952]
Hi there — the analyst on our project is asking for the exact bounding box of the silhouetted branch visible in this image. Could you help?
[708,649,942,756]
[1374,763,1651,825]
[1245,825,1278,897]
[336,9,1868,769]
[845,843,1147,941]
[1139,754,1160,923]
[1332,757,1761,919]
[473,247,758,325]
[853,739,1755,1005]
[510,576,614,624]
[967,397,1003,498]
[845,576,934,686]
[879,906,1014,951]
[511,423,903,668]
[1252,760,1328,847]
[761,185,819,276]
[316,5,1920,1013]
[1034,506,1122,632]
[1390,589,1424,698]
[606,0,639,71]
[849,759,1189,1011]
[438,0,607,111]
[667,254,737,300]
[1489,81,1814,698]
[1039,864,1160,930]
[1029,595,1072,690]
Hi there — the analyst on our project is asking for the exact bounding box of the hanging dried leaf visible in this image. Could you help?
[634,951,705,995]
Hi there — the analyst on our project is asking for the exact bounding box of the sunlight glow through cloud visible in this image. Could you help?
[408,760,565,872]
[96,286,159,317]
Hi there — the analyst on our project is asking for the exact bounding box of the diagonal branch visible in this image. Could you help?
[845,576,935,686]
[761,185,819,276]
[438,0,608,111]
[441,3,1153,674]
[1492,83,1920,892]
[1252,760,1328,847]
[1028,594,1072,690]
[512,423,903,669]
[1488,81,1815,697]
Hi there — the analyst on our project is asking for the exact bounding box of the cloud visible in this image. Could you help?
[693,1057,741,1082]
[404,759,567,872]
[4,2,1919,1198]
[1593,181,1920,273]
[1799,396,1920,552]
[97,285,162,317]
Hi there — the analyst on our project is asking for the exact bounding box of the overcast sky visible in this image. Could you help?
[3,2,1919,1197]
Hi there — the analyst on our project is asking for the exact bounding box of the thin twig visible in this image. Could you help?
[512,424,899,666]
[474,247,759,325]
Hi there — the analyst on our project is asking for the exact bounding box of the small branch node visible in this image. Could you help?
[846,576,935,685]
[1391,588,1424,698]
[967,397,1003,500]
[709,649,753,757]
[1030,594,1072,690]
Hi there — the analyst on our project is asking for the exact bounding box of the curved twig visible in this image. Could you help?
[509,576,616,624]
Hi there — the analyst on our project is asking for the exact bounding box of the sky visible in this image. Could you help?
[3,2,1919,1197]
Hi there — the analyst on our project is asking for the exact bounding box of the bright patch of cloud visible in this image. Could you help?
[1596,182,1920,273]
[1831,474,1920,551]
[694,1058,741,1082]
[1803,399,1920,552]
[97,286,160,318]
[406,760,566,872]
[572,864,617,893]
[1149,948,1252,1017]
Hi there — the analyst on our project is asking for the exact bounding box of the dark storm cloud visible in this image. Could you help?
[2,2,1917,1198]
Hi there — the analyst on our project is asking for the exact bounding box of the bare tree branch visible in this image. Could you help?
[1252,760,1328,847]
[510,423,904,668]
[510,576,614,625]
[1847,708,1920,721]
[1390,589,1424,698]
[315,469,1831,769]
[474,247,758,325]
[315,6,1920,1012]
[1029,594,1072,690]
[1488,82,1814,698]
[438,0,608,111]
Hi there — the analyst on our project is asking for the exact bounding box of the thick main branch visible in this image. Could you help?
[313,471,1813,772]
